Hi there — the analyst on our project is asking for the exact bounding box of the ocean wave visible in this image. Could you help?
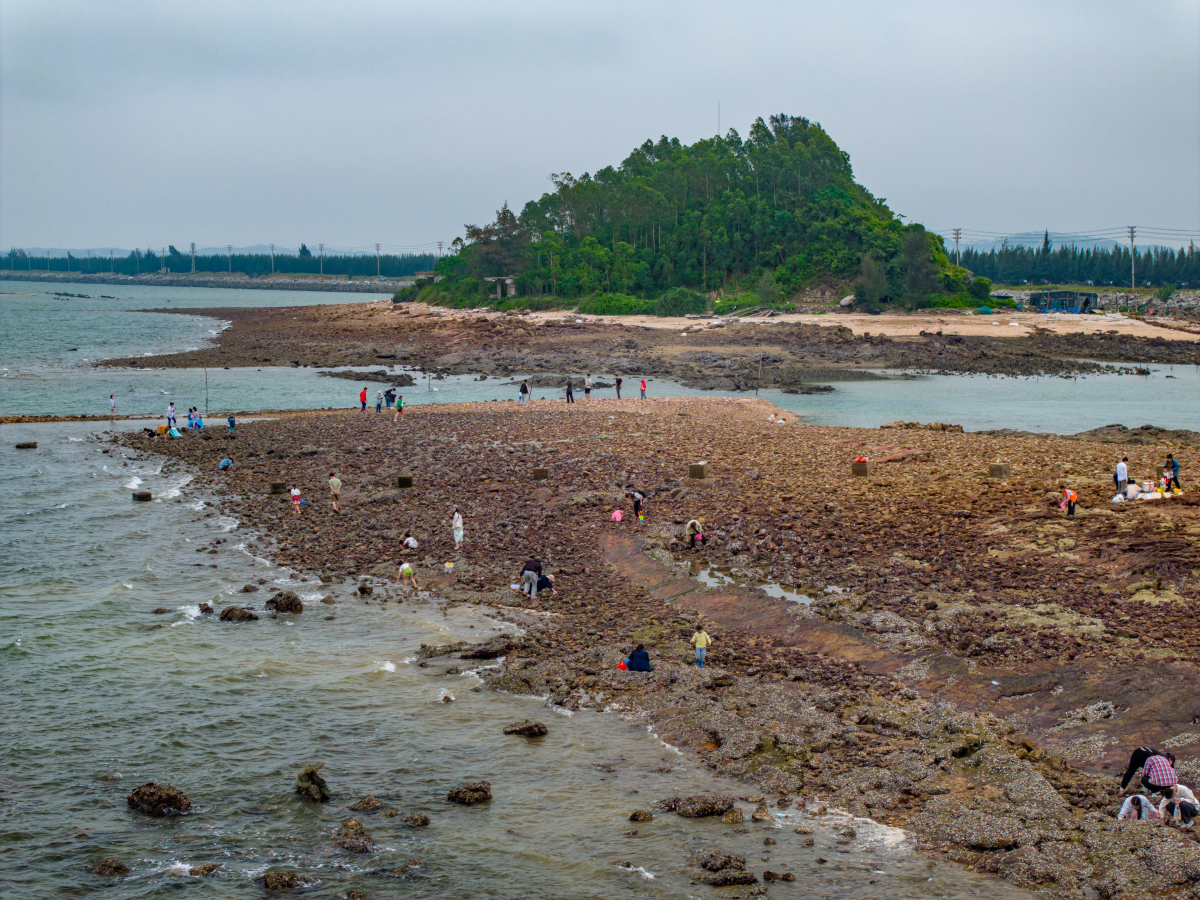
[378,661,396,673]
[216,516,239,531]
[615,864,655,880]
[124,475,143,489]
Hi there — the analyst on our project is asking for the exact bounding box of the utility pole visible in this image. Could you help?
[952,228,961,266]
[134,249,139,275]
[376,243,381,279]
[190,242,195,273]
[161,247,167,272]
[437,241,443,257]
[227,245,232,273]
[1128,226,1136,291]
[270,243,275,274]
[109,250,113,272]
[319,243,324,276]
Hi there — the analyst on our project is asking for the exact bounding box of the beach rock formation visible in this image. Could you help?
[447,781,491,805]
[400,812,430,827]
[265,591,302,613]
[346,795,381,811]
[502,719,547,737]
[661,793,736,818]
[219,606,258,622]
[90,858,129,876]
[332,818,375,853]
[295,764,329,803]
[260,871,311,890]
[127,782,191,816]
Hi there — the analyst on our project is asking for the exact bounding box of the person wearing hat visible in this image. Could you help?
[535,571,557,598]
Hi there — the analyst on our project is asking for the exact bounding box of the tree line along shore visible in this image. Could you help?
[113,396,1200,898]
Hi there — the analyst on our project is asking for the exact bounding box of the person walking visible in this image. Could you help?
[392,394,405,422]
[328,472,342,513]
[520,557,543,599]
[519,379,530,404]
[290,485,302,516]
[584,374,592,400]
[690,625,712,667]
[451,505,464,550]
[1115,457,1128,496]
[109,394,116,421]
[359,387,367,412]
[1165,454,1181,491]
[564,378,574,405]
[167,402,176,427]
[640,377,648,399]
[376,389,384,414]
[615,375,623,400]
[1062,486,1078,517]
[384,387,395,409]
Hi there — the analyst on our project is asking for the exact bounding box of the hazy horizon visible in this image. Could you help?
[3,1,1198,251]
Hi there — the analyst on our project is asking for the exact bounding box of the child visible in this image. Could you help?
[227,415,236,434]
[402,531,418,550]
[685,519,705,549]
[397,560,418,591]
[690,625,712,667]
[392,395,405,423]
[630,488,646,521]
[290,485,302,516]
[328,473,341,513]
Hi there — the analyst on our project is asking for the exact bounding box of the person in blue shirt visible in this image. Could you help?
[1165,454,1181,491]
[218,458,233,471]
[227,415,236,434]
[624,644,653,672]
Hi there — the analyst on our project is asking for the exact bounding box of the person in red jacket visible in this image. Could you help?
[640,378,648,399]
[1062,487,1077,517]
[358,387,367,412]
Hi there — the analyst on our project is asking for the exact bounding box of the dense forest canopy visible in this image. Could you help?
[4,247,437,279]
[959,235,1199,289]
[430,115,957,311]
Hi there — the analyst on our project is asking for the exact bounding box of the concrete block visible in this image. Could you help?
[397,473,414,489]
[269,481,287,495]
[15,441,37,449]
[988,463,1012,478]
[532,468,550,481]
[851,461,871,477]
[132,491,152,502]
[689,462,708,479]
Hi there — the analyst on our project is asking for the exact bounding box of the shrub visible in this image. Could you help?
[654,287,707,317]
[967,276,992,301]
[577,293,655,316]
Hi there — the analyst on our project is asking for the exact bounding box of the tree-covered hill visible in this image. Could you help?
[425,114,954,312]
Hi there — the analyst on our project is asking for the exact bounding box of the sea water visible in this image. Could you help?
[0,422,1036,898]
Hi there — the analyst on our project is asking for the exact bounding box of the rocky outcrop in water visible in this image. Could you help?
[691,848,758,886]
[331,818,375,853]
[447,781,491,805]
[260,871,312,890]
[400,811,430,827]
[346,795,381,811]
[660,793,736,818]
[502,719,547,737]
[90,858,130,876]
[219,606,258,622]
[295,764,330,802]
[127,782,191,816]
[265,591,303,613]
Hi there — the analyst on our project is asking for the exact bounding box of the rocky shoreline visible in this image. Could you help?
[99,301,1200,386]
[117,397,1200,898]
[1,270,405,292]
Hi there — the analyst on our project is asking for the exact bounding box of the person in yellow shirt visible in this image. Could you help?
[690,625,712,667]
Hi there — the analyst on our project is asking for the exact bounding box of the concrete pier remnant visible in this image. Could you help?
[851,461,871,477]
[397,473,415,489]
[132,491,152,501]
[689,461,708,479]
[988,463,1012,478]
[269,481,287,495]
[532,467,550,481]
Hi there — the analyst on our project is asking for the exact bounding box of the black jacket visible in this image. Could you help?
[1121,746,1166,789]
[626,649,653,672]
[522,559,542,576]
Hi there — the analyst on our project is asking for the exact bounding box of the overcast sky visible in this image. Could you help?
[2,0,1198,252]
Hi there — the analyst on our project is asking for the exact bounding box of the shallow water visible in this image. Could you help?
[0,422,1039,898]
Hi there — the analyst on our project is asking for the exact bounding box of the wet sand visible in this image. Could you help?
[119,396,1200,898]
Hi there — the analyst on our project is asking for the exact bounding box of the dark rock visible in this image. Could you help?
[15,441,37,449]
[152,607,171,614]
[90,857,130,876]
[697,870,759,886]
[127,782,191,816]
[357,583,373,596]
[661,793,735,817]
[240,584,259,593]
[220,606,258,622]
[332,818,375,853]
[261,871,311,891]
[459,636,517,659]
[502,719,548,737]
[347,795,381,811]
[400,812,431,827]
[629,810,653,822]
[265,591,303,613]
[295,764,330,802]
[198,602,214,615]
[132,491,152,502]
[189,863,222,876]
[447,781,491,805]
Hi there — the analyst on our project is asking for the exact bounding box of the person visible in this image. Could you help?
[227,415,236,434]
[359,387,367,412]
[1161,784,1199,825]
[167,426,183,438]
[328,472,342,513]
[640,377,647,399]
[1116,456,1128,496]
[290,485,302,516]
[167,402,176,427]
[109,395,116,420]
[685,519,705,549]
[690,625,712,667]
[376,389,384,413]
[1121,746,1178,794]
[194,412,204,430]
[384,387,396,409]
[584,374,592,400]
[392,394,405,422]
[141,427,157,438]
[1118,795,1162,821]
[630,488,646,521]
[624,643,653,672]
[519,379,530,404]
[1165,454,1181,491]
[1062,486,1077,517]
[768,414,777,424]
[155,423,170,437]
[564,378,574,404]
[397,560,419,591]
[615,375,623,399]
[218,457,232,471]
[186,407,195,429]
[536,572,557,597]
[402,531,418,550]
[520,557,543,599]
[451,505,464,550]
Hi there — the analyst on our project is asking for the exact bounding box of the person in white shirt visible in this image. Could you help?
[402,532,418,550]
[1116,457,1128,496]
[167,402,176,427]
[109,395,116,419]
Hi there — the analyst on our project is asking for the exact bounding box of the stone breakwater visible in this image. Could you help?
[0,270,406,292]
[118,397,1200,898]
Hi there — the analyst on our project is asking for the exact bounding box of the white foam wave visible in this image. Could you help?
[379,661,396,673]
[124,475,143,489]
[401,656,416,665]
[615,865,655,879]
[646,724,684,755]
[67,436,83,442]
[216,516,239,531]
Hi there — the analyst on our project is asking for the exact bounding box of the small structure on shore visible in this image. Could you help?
[1030,290,1098,313]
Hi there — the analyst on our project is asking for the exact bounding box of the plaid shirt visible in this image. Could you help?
[1145,754,1177,788]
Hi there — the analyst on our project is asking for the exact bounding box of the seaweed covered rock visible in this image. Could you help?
[502,719,547,737]
[220,606,258,622]
[447,781,491,805]
[347,795,381,811]
[90,858,130,876]
[629,810,653,822]
[660,793,735,818]
[691,848,758,885]
[400,812,431,827]
[332,818,375,853]
[266,591,302,613]
[295,764,330,803]
[127,782,191,816]
[261,871,311,891]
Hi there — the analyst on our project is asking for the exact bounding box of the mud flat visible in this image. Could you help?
[101,301,1200,385]
[120,396,1200,898]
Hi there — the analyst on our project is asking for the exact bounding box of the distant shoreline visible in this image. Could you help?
[0,270,403,293]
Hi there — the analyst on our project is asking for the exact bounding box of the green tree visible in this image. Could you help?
[757,270,782,306]
[853,253,888,307]
[299,243,312,257]
[899,230,940,307]
[968,276,992,301]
